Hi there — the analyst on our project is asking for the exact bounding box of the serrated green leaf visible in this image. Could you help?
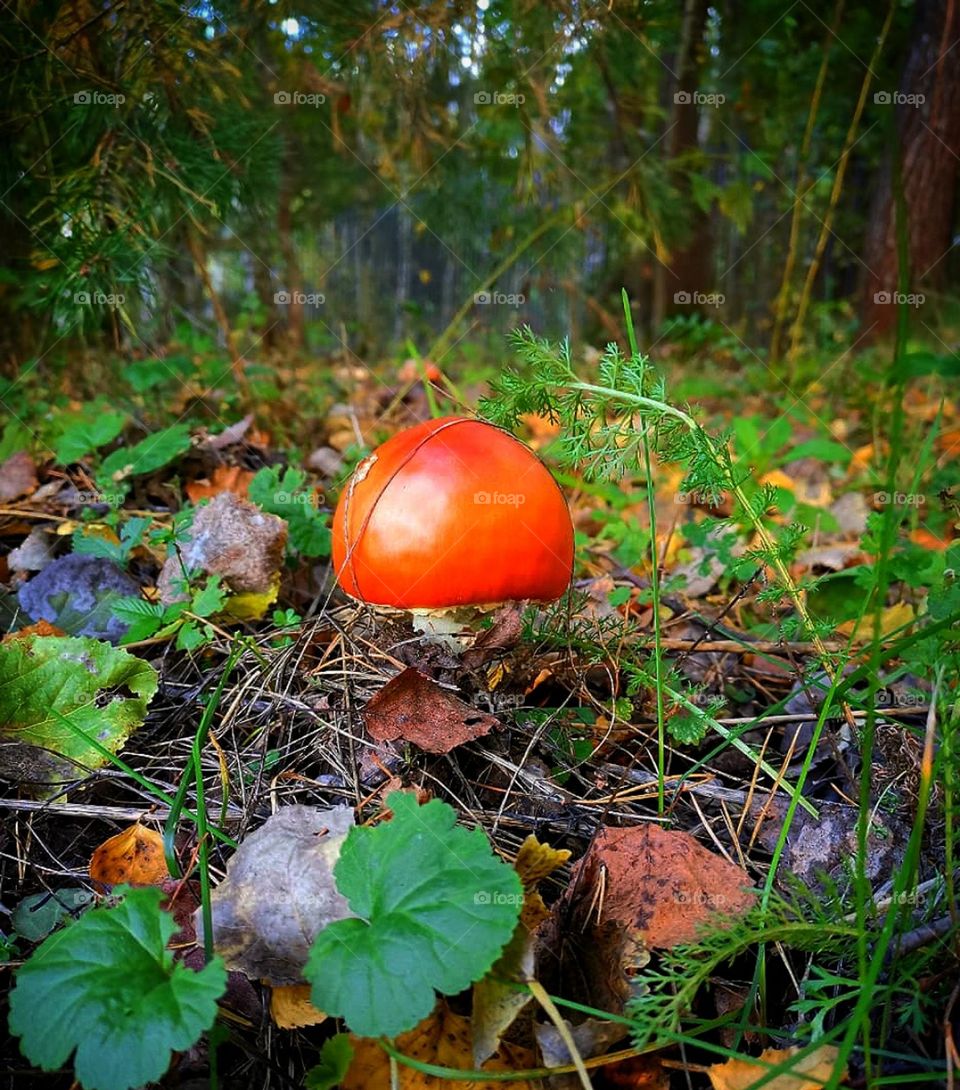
[305,1034,354,1089]
[98,424,192,484]
[9,887,226,1090]
[305,792,523,1038]
[190,575,226,618]
[55,411,127,464]
[287,511,331,557]
[0,635,158,794]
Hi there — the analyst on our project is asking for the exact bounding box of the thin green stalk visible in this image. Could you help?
[620,289,667,814]
[163,645,243,878]
[47,707,237,850]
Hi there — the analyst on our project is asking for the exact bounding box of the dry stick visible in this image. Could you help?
[785,0,897,373]
[769,0,845,363]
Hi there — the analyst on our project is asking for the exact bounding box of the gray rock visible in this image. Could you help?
[17,553,139,643]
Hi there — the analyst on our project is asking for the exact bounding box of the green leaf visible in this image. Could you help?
[305,792,523,1038]
[190,575,226,618]
[54,411,127,464]
[8,886,226,1090]
[98,424,192,484]
[12,889,95,942]
[287,511,331,557]
[305,1034,354,1089]
[0,635,158,794]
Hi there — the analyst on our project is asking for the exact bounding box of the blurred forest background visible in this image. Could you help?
[1,0,958,390]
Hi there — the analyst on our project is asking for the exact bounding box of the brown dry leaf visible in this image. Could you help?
[472,836,571,1065]
[708,1045,845,1090]
[269,983,326,1029]
[184,464,254,502]
[574,824,755,949]
[461,606,524,669]
[89,823,168,887]
[602,1053,670,1089]
[363,668,499,753]
[0,450,38,502]
[344,1002,537,1090]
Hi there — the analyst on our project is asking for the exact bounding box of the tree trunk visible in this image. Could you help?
[652,0,712,330]
[861,0,960,336]
[278,141,305,350]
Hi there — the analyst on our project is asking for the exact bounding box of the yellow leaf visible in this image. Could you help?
[759,469,797,493]
[270,984,326,1029]
[708,1045,846,1090]
[220,573,281,621]
[837,601,915,640]
[344,1003,536,1089]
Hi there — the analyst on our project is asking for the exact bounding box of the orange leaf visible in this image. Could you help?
[708,1045,845,1090]
[185,464,254,503]
[89,824,168,887]
[270,983,326,1029]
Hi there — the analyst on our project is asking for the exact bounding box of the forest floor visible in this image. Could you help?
[0,335,958,1090]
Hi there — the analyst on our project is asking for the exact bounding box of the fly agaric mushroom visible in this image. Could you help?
[332,416,573,642]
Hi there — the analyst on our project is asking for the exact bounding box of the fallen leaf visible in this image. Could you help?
[707,1045,845,1090]
[0,634,158,798]
[829,492,869,535]
[270,983,327,1029]
[89,824,168,887]
[2,620,65,643]
[0,450,38,502]
[461,606,524,669]
[199,804,354,985]
[534,1018,634,1090]
[837,601,915,640]
[184,465,254,503]
[472,836,571,1065]
[344,1002,537,1089]
[157,492,287,612]
[909,527,951,551]
[17,554,140,643]
[6,527,57,572]
[364,668,499,753]
[602,1053,671,1089]
[572,824,756,950]
[203,415,254,450]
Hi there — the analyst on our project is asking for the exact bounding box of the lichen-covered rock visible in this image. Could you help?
[158,492,287,604]
[17,554,139,643]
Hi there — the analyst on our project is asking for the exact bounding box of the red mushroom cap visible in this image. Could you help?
[332,416,574,609]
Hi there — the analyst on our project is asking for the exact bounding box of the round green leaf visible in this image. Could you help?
[9,886,226,1090]
[305,792,523,1038]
